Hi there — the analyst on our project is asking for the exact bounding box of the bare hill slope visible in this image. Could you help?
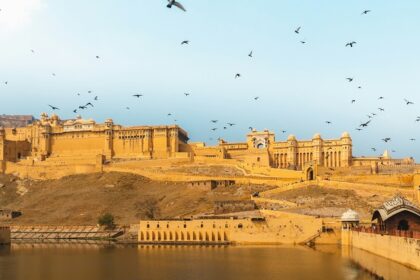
[0,172,267,225]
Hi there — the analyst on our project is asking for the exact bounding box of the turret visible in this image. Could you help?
[312,133,323,165]
[39,123,52,158]
[287,135,297,169]
[340,132,352,167]
[50,114,60,127]
[104,119,114,159]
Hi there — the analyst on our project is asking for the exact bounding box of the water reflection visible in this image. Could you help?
[0,243,409,280]
[342,246,420,280]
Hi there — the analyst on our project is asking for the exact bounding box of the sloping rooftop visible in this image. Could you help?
[372,195,420,222]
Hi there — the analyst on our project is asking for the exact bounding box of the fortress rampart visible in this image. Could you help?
[0,114,415,179]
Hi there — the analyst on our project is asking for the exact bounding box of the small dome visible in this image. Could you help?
[312,133,321,139]
[341,209,360,222]
[287,134,296,141]
[341,131,350,138]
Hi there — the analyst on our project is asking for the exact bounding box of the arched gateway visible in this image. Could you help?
[306,167,314,180]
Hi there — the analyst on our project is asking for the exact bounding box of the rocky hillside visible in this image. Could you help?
[0,172,268,225]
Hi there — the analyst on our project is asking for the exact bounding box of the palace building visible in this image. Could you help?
[192,129,352,170]
[0,114,414,171]
[0,113,190,163]
[191,129,414,171]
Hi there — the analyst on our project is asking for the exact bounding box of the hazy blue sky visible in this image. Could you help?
[0,0,419,159]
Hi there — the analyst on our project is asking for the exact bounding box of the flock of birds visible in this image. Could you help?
[1,1,419,156]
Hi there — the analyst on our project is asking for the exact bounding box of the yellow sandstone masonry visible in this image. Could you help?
[139,210,324,245]
[0,114,416,180]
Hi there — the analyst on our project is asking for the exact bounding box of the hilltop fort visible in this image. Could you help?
[0,113,415,181]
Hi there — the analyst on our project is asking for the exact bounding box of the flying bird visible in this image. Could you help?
[325,121,332,124]
[211,120,218,123]
[52,73,56,76]
[355,128,363,131]
[361,10,371,15]
[378,108,385,112]
[235,73,241,79]
[184,93,190,96]
[79,105,87,110]
[94,96,98,101]
[254,97,259,100]
[371,148,376,152]
[351,99,356,104]
[30,49,35,53]
[248,51,253,58]
[360,120,371,127]
[48,105,59,110]
[410,138,416,141]
[133,94,143,98]
[382,137,391,143]
[211,128,217,131]
[73,109,77,113]
[167,0,186,12]
[378,96,384,100]
[227,123,235,126]
[300,40,306,44]
[181,40,189,45]
[96,55,100,59]
[294,27,301,34]
[86,102,94,107]
[404,99,414,105]
[4,81,7,85]
[126,107,130,110]
[345,41,357,47]
[167,113,172,116]
[346,78,354,82]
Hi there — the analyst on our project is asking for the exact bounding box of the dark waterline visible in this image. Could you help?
[0,244,395,280]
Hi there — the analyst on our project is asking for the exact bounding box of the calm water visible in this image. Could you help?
[0,243,416,280]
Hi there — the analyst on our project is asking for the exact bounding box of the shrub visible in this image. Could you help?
[98,213,115,229]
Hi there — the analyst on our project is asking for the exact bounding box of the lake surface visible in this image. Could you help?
[0,243,417,280]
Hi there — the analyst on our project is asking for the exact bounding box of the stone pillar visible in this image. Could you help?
[104,119,114,160]
[287,135,297,170]
[340,132,352,167]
